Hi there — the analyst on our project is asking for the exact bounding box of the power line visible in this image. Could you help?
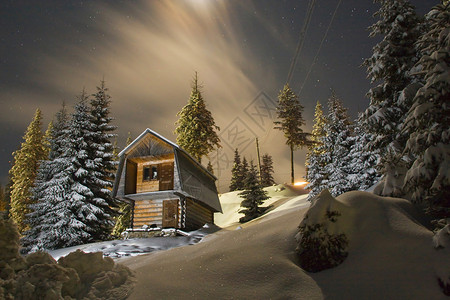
[298,0,342,96]
[286,0,317,85]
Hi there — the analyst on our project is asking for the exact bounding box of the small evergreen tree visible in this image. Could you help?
[111,203,131,238]
[403,3,450,229]
[274,84,311,184]
[175,72,221,163]
[238,161,269,223]
[126,132,133,146]
[229,148,242,191]
[206,161,214,175]
[240,157,249,189]
[260,154,275,187]
[9,109,48,233]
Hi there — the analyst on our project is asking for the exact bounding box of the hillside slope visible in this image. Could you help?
[123,190,449,299]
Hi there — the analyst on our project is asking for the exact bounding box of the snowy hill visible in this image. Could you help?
[215,184,309,228]
[121,188,449,299]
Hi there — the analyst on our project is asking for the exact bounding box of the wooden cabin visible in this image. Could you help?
[112,129,222,231]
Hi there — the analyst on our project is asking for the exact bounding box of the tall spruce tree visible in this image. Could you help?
[24,91,116,250]
[403,3,450,229]
[305,101,327,191]
[238,160,269,223]
[346,114,381,192]
[323,93,353,197]
[175,72,220,163]
[22,104,72,250]
[229,148,243,191]
[9,109,48,233]
[362,0,422,189]
[306,93,353,199]
[274,84,311,184]
[260,154,275,187]
[70,91,116,241]
[89,80,118,224]
[308,101,327,153]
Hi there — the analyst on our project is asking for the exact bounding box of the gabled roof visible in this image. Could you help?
[118,128,216,180]
[113,128,221,212]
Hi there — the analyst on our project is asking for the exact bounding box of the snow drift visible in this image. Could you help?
[0,214,135,300]
[123,190,449,299]
[298,190,450,298]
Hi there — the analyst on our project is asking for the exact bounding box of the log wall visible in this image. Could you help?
[132,198,181,229]
[185,198,213,231]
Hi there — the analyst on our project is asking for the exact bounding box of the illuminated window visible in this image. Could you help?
[143,165,158,181]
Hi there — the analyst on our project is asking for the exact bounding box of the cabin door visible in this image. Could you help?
[162,199,178,228]
[159,162,174,190]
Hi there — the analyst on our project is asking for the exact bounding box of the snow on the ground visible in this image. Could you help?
[48,224,219,261]
[215,184,309,228]
[121,189,449,299]
[48,184,304,261]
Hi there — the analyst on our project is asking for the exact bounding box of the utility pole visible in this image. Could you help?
[255,137,262,183]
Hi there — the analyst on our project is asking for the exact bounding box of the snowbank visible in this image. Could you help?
[0,214,135,300]
[48,224,219,261]
[215,184,308,228]
[122,190,449,299]
[302,190,450,299]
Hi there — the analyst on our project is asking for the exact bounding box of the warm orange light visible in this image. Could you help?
[294,181,308,186]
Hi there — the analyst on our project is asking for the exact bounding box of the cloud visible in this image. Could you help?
[1,0,309,189]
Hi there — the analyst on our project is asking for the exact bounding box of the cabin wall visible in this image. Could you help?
[132,198,181,229]
[125,160,137,195]
[185,198,213,231]
[134,154,175,193]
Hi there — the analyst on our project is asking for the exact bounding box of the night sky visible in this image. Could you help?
[0,0,437,191]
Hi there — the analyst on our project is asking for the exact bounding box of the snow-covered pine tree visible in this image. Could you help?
[240,157,249,189]
[238,160,269,223]
[175,72,220,163]
[308,101,327,154]
[323,92,353,197]
[42,121,53,159]
[362,0,423,192]
[22,104,72,251]
[274,84,311,184]
[306,102,329,200]
[88,79,118,236]
[70,91,116,241]
[229,148,242,191]
[306,101,327,192]
[9,109,48,233]
[346,114,381,192]
[403,3,450,229]
[260,154,275,187]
